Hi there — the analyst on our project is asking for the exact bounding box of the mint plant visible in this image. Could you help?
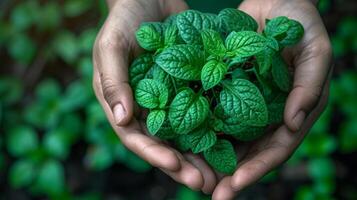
[130,9,304,174]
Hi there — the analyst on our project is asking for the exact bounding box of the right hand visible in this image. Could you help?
[92,0,217,193]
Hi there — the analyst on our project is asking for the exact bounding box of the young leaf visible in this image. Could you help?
[227,56,249,68]
[129,54,154,87]
[175,135,191,151]
[201,60,228,90]
[266,37,280,51]
[176,10,217,44]
[135,79,169,109]
[220,79,268,126]
[203,139,237,174]
[201,29,226,56]
[164,14,178,25]
[214,104,264,141]
[226,31,266,58]
[272,54,292,92]
[187,126,217,153]
[135,22,164,51]
[218,8,258,33]
[155,44,205,80]
[169,88,209,134]
[164,25,178,47]
[264,16,290,38]
[147,110,166,135]
[279,19,304,46]
[256,47,275,75]
[155,119,177,139]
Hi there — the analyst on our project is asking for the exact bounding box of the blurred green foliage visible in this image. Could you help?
[0,0,356,199]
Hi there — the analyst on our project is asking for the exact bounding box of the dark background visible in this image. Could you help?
[0,0,356,199]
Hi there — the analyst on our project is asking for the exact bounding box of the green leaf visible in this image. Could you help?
[136,22,164,51]
[155,119,177,139]
[6,126,38,157]
[176,10,217,44]
[225,31,266,58]
[9,33,37,65]
[272,54,292,92]
[175,135,192,151]
[203,139,237,174]
[155,44,205,80]
[231,126,265,141]
[308,158,335,180]
[220,79,268,126]
[43,130,70,160]
[201,29,226,56]
[279,19,304,46]
[164,24,178,47]
[53,31,79,64]
[152,66,176,97]
[218,8,258,33]
[135,79,169,109]
[214,104,265,140]
[256,47,275,75]
[201,60,228,90]
[34,160,65,195]
[266,37,280,51]
[64,0,92,17]
[9,159,36,188]
[147,110,166,135]
[85,145,113,171]
[129,54,154,87]
[264,16,290,38]
[227,56,249,68]
[187,127,217,153]
[267,93,287,124]
[169,88,209,134]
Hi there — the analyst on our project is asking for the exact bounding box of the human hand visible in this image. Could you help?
[92,0,219,193]
[210,0,333,199]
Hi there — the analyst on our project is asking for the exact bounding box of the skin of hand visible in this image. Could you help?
[210,0,333,199]
[92,0,218,194]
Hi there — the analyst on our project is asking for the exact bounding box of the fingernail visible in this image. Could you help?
[113,103,125,125]
[293,110,306,131]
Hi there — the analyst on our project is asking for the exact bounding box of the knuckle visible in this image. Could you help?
[97,30,127,52]
[101,76,120,105]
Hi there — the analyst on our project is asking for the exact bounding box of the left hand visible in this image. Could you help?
[208,0,333,199]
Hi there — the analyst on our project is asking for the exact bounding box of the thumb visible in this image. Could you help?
[284,39,332,132]
[93,30,134,126]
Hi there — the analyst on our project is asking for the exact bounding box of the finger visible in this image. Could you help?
[184,153,217,194]
[93,18,133,126]
[161,155,204,191]
[231,80,330,191]
[93,72,180,171]
[212,176,236,200]
[160,0,189,17]
[284,16,332,132]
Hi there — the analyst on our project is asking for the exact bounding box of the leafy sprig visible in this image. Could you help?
[131,9,304,174]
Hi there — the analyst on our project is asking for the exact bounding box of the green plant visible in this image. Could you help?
[130,9,304,174]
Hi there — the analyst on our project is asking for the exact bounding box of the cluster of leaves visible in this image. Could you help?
[130,9,304,174]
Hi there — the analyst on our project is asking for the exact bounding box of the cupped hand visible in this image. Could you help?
[92,0,217,193]
[211,0,333,199]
